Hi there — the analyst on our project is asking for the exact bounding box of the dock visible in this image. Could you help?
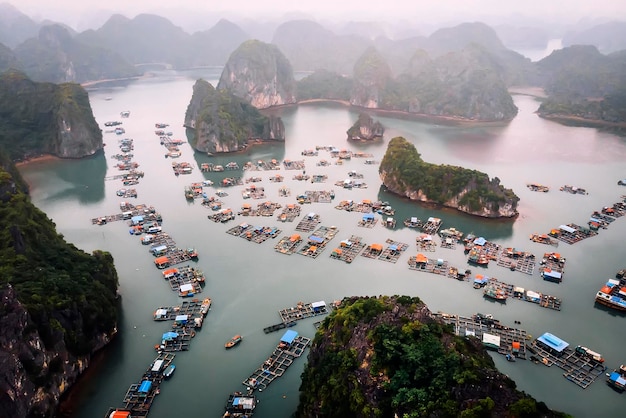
[496,249,536,275]
[274,233,303,255]
[528,337,607,388]
[242,334,311,392]
[153,298,210,322]
[278,300,330,323]
[295,213,321,232]
[277,204,301,222]
[480,277,562,311]
[548,223,598,245]
[297,226,339,258]
[329,235,366,263]
[161,265,204,295]
[112,352,176,416]
[407,255,449,276]
[433,312,528,360]
[377,239,409,263]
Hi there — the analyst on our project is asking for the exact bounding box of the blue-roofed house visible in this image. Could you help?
[473,237,487,246]
[279,330,298,348]
[537,332,569,355]
[308,235,324,244]
[138,380,152,394]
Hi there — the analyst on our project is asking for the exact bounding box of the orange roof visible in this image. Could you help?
[415,253,428,263]
[370,243,383,251]
[309,245,318,252]
[512,341,521,349]
[475,274,484,279]
[155,256,169,264]
[287,204,295,209]
[163,268,178,276]
[333,248,343,255]
[242,203,251,209]
[362,199,371,204]
[110,411,131,418]
[290,234,301,241]
[600,286,612,293]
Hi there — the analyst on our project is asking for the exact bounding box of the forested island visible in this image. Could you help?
[379,137,519,218]
[0,153,120,417]
[298,296,569,418]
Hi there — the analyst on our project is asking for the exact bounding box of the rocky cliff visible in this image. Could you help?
[297,296,568,418]
[0,70,102,160]
[379,137,519,218]
[346,113,384,141]
[0,158,119,418]
[350,47,391,109]
[184,78,285,154]
[217,39,296,109]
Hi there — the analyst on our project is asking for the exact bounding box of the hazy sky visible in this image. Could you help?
[11,0,626,30]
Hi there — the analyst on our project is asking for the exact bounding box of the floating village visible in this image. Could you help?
[96,115,626,418]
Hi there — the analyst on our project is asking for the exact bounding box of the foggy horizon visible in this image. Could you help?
[6,0,626,35]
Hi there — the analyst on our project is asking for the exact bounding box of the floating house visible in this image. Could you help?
[154,256,169,269]
[542,269,563,283]
[279,329,299,349]
[178,284,194,297]
[311,301,326,313]
[607,371,626,391]
[536,332,569,356]
[138,380,152,395]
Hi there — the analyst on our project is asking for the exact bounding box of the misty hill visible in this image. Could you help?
[189,19,251,67]
[0,3,40,48]
[0,41,20,73]
[349,44,518,122]
[272,19,371,75]
[14,24,139,84]
[562,21,626,54]
[76,13,193,68]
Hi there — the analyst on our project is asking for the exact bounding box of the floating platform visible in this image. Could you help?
[528,339,607,389]
[242,335,311,392]
[434,312,528,360]
[274,234,303,255]
[295,213,321,232]
[496,249,536,275]
[364,239,409,264]
[278,301,329,323]
[482,277,562,311]
[276,204,301,222]
[408,255,449,276]
[263,321,296,334]
[329,235,366,263]
[548,223,598,245]
[297,226,339,258]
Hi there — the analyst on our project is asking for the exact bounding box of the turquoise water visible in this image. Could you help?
[19,70,626,418]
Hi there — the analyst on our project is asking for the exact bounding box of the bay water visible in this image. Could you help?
[19,69,626,418]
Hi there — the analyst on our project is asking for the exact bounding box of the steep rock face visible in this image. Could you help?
[217,40,296,109]
[350,46,391,108]
[0,285,99,418]
[346,113,384,141]
[0,70,102,160]
[184,79,285,154]
[379,137,518,218]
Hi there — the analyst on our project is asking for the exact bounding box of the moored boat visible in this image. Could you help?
[594,274,626,312]
[225,334,243,349]
[483,285,507,302]
[163,364,176,379]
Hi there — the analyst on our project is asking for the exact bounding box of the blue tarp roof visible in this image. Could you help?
[389,244,398,251]
[131,215,143,223]
[308,235,324,244]
[138,380,152,393]
[537,332,569,352]
[162,331,178,341]
[281,329,298,344]
[474,277,489,284]
[609,372,626,385]
[363,213,374,220]
[473,237,487,246]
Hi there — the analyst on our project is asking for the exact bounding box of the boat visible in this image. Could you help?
[575,345,605,363]
[607,369,626,391]
[225,334,243,349]
[223,392,256,417]
[200,298,212,315]
[594,274,626,312]
[526,183,550,192]
[483,285,507,302]
[163,364,176,379]
[404,217,422,228]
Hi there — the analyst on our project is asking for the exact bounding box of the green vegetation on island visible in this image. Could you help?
[296,69,352,101]
[379,137,519,217]
[297,296,570,418]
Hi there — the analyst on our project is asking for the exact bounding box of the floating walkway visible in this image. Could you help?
[433,313,528,360]
[496,249,536,275]
[295,213,321,232]
[408,255,449,275]
[480,277,562,311]
[361,239,409,264]
[276,204,301,222]
[528,336,607,389]
[242,333,311,392]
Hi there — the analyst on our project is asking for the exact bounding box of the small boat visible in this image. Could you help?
[163,364,176,379]
[225,334,242,349]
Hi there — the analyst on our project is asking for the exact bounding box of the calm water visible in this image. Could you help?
[19,69,626,418]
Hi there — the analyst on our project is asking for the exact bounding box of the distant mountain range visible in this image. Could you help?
[0,5,625,125]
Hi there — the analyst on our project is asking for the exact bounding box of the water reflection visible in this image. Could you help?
[41,153,106,204]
